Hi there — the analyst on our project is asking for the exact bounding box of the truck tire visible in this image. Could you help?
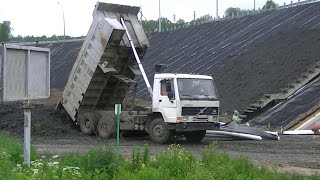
[149,118,171,144]
[78,113,97,135]
[97,115,115,139]
[184,130,206,142]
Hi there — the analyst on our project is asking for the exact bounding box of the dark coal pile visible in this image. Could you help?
[136,2,320,113]
[37,40,83,89]
[0,102,80,137]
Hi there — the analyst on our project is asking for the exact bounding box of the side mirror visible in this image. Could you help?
[167,92,174,99]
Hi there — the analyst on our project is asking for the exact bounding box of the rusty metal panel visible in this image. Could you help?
[0,44,50,102]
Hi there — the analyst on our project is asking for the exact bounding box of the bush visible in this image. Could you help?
[59,146,124,177]
[153,144,195,178]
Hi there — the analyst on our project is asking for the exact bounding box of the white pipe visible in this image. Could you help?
[120,17,153,98]
[283,130,319,135]
[207,130,262,140]
[265,131,280,140]
[265,131,279,136]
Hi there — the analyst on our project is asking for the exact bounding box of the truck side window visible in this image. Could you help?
[160,81,168,96]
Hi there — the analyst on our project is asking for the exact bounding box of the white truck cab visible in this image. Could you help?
[148,73,220,143]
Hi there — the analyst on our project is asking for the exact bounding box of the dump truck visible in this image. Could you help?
[60,2,220,143]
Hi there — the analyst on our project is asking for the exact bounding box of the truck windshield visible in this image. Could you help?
[177,78,218,100]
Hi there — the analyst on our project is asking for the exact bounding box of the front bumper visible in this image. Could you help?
[168,122,220,132]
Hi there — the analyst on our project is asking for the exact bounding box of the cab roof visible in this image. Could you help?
[154,73,213,80]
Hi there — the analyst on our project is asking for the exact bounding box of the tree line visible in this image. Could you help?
[143,0,278,32]
[225,0,278,17]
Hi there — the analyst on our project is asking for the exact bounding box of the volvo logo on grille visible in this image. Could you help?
[197,107,208,115]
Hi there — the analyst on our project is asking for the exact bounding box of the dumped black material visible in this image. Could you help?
[251,76,320,130]
[0,102,81,137]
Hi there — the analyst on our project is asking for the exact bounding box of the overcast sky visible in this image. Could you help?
[0,0,300,37]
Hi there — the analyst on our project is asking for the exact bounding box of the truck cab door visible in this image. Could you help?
[158,79,177,122]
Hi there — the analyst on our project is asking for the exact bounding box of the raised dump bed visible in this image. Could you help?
[61,2,149,121]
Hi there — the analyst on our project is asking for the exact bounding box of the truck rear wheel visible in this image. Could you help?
[149,118,171,144]
[78,113,97,135]
[184,130,206,142]
[97,115,115,139]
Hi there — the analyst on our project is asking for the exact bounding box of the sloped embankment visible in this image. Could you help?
[136,2,320,114]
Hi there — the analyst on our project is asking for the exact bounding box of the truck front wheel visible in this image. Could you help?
[184,130,206,142]
[149,118,171,144]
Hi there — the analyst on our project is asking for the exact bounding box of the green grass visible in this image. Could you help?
[0,134,319,180]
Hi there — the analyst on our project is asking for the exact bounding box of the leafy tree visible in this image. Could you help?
[190,14,213,25]
[141,19,158,33]
[142,18,173,33]
[263,0,278,10]
[0,21,12,42]
[160,17,174,30]
[225,7,242,17]
[176,19,186,25]
[225,7,253,17]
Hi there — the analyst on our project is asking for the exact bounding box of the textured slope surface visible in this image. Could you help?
[251,76,320,130]
[137,2,320,113]
[36,40,83,89]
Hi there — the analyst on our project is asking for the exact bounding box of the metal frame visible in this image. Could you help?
[1,44,50,102]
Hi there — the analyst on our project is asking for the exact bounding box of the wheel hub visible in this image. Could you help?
[85,119,91,128]
[154,124,165,137]
[100,121,109,130]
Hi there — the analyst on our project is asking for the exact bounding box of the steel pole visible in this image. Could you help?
[63,10,66,39]
[158,0,161,32]
[216,0,219,19]
[116,105,120,153]
[57,1,66,39]
[120,17,153,98]
[23,100,33,166]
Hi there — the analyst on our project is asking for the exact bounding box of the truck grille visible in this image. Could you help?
[182,107,218,116]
